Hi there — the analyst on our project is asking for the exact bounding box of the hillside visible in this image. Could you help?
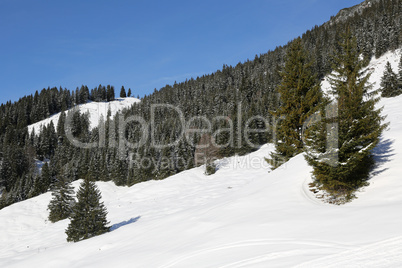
[1,49,401,267]
[28,97,140,134]
[1,0,401,209]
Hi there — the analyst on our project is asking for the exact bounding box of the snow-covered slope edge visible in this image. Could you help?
[28,97,140,134]
[1,50,402,267]
[321,47,401,96]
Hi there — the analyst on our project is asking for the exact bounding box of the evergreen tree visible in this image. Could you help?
[36,162,51,194]
[398,54,402,90]
[305,29,387,201]
[120,86,127,98]
[127,88,132,97]
[48,175,75,223]
[106,85,115,102]
[270,37,322,167]
[381,61,400,97]
[65,178,109,242]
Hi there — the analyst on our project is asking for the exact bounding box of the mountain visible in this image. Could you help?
[327,0,380,25]
[1,49,401,267]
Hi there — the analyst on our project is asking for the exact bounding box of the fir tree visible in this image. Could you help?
[381,61,400,97]
[36,162,51,194]
[305,29,387,201]
[65,178,109,242]
[398,54,402,90]
[127,88,132,97]
[120,86,127,98]
[270,37,322,167]
[48,175,75,223]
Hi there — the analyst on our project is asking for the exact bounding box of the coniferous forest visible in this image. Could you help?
[1,0,402,209]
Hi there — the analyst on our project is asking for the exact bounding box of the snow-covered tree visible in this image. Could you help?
[381,61,400,97]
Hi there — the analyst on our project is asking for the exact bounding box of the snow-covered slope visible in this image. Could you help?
[321,47,402,96]
[1,50,402,267]
[28,97,140,134]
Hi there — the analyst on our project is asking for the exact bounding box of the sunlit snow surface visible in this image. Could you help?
[1,50,402,267]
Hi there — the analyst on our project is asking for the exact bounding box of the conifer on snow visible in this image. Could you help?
[381,61,400,97]
[65,178,109,242]
[398,54,402,91]
[305,28,387,201]
[270,37,322,167]
[48,175,75,223]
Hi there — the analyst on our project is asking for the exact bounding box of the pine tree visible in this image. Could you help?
[398,54,402,90]
[37,162,51,194]
[120,86,127,98]
[48,175,75,223]
[65,178,109,242]
[381,61,400,97]
[127,88,132,97]
[305,28,387,201]
[270,37,322,167]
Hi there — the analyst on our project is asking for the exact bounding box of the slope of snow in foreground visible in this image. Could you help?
[1,51,402,267]
[28,97,140,134]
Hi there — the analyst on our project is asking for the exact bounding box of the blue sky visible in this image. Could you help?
[0,0,363,103]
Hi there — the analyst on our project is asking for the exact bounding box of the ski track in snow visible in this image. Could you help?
[1,50,402,267]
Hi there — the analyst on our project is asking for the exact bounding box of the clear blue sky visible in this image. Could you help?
[0,0,363,103]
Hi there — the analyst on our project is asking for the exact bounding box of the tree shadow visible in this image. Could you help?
[370,138,395,177]
[111,216,141,231]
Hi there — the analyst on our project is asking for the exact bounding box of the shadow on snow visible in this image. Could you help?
[111,216,141,231]
[370,138,395,178]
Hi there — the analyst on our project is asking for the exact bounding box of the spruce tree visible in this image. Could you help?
[398,54,402,91]
[65,178,109,242]
[381,61,400,97]
[48,175,75,223]
[127,88,132,97]
[305,29,387,201]
[120,86,127,98]
[35,162,51,194]
[270,37,322,167]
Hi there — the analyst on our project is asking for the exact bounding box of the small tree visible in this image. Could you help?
[48,175,75,223]
[65,178,109,242]
[127,88,132,97]
[120,86,127,98]
[398,54,402,90]
[195,133,219,175]
[381,61,400,97]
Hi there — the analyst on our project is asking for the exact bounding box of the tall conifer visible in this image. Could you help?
[270,38,322,167]
[305,29,387,201]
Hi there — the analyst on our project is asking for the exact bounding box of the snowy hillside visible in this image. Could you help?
[321,47,402,96]
[1,50,402,267]
[27,97,140,134]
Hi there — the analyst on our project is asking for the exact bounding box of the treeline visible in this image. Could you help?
[0,85,116,132]
[1,0,401,208]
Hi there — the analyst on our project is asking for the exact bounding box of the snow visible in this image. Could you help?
[321,47,402,97]
[27,97,140,134]
[1,51,402,267]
